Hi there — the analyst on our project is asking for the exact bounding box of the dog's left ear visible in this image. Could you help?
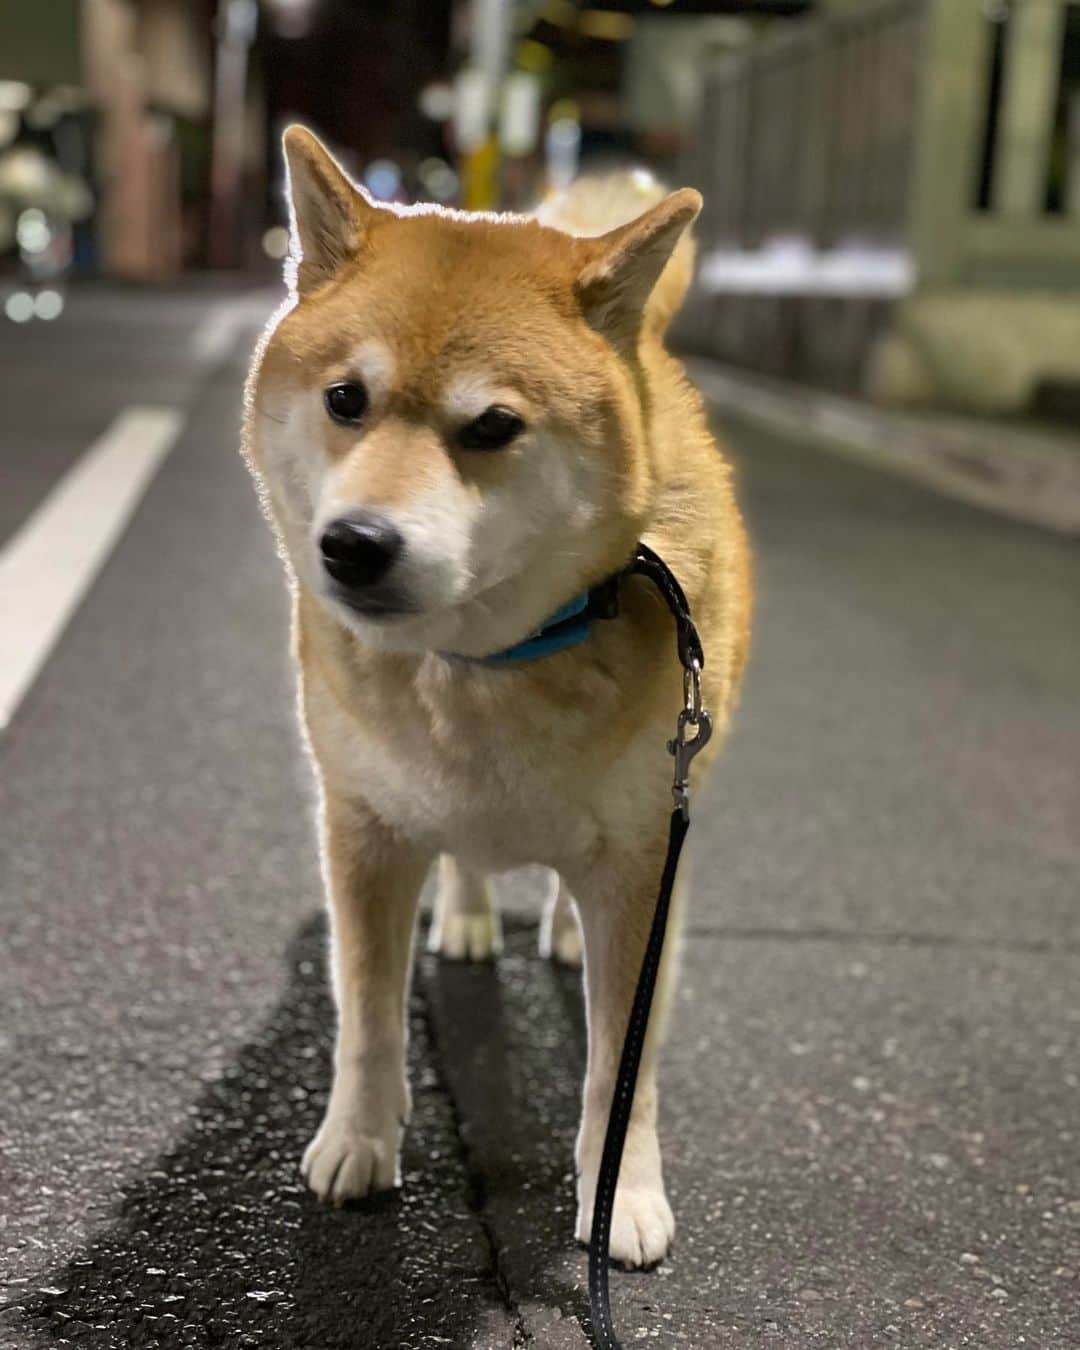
[283,125,374,296]
[576,188,701,346]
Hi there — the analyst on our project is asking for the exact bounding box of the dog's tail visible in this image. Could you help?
[536,169,697,336]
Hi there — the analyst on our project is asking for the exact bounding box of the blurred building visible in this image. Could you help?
[0,0,455,280]
[0,1,816,285]
[678,0,1080,415]
[0,0,219,279]
[5,0,1076,421]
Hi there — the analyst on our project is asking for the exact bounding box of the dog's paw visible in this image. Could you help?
[427,857,502,961]
[538,880,583,967]
[427,909,503,961]
[576,1182,675,1268]
[539,913,583,966]
[301,1115,400,1204]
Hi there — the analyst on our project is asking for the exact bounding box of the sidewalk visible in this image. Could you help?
[686,357,1080,537]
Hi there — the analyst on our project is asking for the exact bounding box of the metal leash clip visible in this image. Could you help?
[668,659,712,819]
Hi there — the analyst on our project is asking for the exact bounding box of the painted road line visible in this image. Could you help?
[0,406,184,730]
[189,294,275,367]
[190,299,246,367]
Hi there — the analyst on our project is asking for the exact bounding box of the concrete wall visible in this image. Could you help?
[870,292,1080,413]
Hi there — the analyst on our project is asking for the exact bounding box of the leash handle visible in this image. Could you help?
[587,545,708,1350]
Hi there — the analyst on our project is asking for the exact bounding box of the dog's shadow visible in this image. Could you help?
[421,917,594,1328]
[16,912,594,1348]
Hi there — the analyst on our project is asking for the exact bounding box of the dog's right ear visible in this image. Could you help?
[283,125,370,296]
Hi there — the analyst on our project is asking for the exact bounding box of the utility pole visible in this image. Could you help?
[458,0,514,209]
[209,0,257,267]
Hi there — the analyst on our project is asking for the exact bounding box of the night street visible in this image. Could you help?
[2,289,1078,1349]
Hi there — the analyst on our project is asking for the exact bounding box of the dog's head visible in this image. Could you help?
[246,126,699,658]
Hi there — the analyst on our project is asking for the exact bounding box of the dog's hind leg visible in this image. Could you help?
[301,789,432,1204]
[426,854,503,961]
[538,874,583,967]
[569,845,686,1268]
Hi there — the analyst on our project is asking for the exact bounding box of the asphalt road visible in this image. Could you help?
[1,287,1078,1350]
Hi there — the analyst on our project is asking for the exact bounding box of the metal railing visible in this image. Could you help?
[691,0,926,252]
[687,0,1080,291]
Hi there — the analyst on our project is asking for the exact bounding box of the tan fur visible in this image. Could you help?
[539,170,697,336]
[243,127,751,1268]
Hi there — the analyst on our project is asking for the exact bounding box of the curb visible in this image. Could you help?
[686,358,1080,536]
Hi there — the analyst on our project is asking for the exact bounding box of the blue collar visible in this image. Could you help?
[479,591,594,666]
[458,544,700,671]
[454,570,623,667]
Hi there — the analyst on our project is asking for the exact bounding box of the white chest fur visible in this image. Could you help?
[302,646,676,875]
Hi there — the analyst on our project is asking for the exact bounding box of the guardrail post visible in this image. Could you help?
[993,0,1067,217]
[907,0,991,286]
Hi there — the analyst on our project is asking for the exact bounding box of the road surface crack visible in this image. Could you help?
[414,964,535,1349]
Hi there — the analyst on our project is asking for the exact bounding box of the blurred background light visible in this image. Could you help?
[454,66,491,154]
[515,40,553,75]
[500,72,542,157]
[538,0,576,27]
[16,208,50,255]
[363,159,402,203]
[417,157,459,204]
[34,288,63,320]
[418,82,455,123]
[545,112,581,193]
[578,10,636,42]
[4,291,34,323]
[261,226,290,260]
[263,0,319,38]
[0,80,31,112]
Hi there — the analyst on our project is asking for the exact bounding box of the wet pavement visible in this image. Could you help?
[14,923,516,1349]
[2,288,1078,1348]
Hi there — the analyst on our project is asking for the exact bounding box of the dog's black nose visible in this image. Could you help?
[320,513,403,588]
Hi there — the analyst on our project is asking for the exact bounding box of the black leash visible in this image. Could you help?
[587,543,712,1350]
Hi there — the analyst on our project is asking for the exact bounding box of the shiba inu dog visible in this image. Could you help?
[243,126,751,1269]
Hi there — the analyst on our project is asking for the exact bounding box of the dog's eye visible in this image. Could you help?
[325,382,369,425]
[459,406,525,451]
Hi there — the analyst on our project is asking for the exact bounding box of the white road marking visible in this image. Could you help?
[0,406,184,730]
[189,294,274,367]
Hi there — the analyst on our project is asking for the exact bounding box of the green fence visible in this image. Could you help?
[688,0,1080,292]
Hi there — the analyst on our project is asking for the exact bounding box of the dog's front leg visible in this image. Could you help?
[572,846,682,1267]
[302,788,432,1204]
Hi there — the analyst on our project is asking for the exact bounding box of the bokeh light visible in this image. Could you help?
[16,209,50,255]
[34,289,64,321]
[363,159,403,202]
[262,226,290,260]
[4,291,34,323]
